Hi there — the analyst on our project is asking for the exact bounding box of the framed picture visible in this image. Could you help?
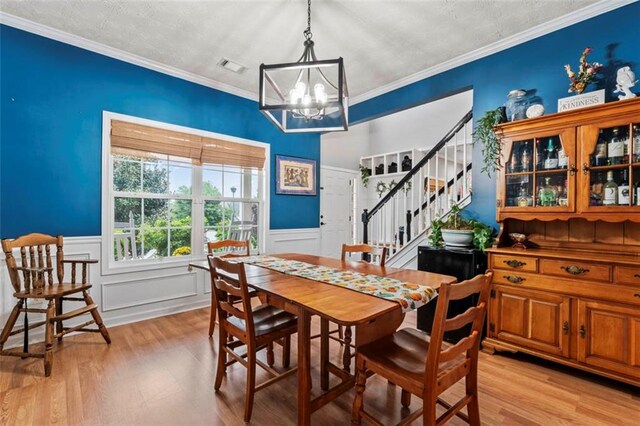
[275,155,317,195]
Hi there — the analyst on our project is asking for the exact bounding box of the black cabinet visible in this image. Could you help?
[417,246,487,343]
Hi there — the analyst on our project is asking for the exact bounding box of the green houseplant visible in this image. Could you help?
[359,164,371,188]
[473,107,504,178]
[428,204,495,252]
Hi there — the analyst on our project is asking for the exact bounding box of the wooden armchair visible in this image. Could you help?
[209,257,297,422]
[352,272,493,426]
[0,233,111,376]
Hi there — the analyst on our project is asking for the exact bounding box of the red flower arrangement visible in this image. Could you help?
[564,47,602,94]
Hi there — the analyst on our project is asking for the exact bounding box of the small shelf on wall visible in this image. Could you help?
[360,149,422,179]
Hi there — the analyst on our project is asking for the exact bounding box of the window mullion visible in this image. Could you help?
[192,163,204,255]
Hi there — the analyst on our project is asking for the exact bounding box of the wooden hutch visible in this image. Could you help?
[484,97,640,386]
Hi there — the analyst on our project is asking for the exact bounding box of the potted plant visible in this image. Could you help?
[428,204,495,251]
[473,107,504,178]
[359,164,371,188]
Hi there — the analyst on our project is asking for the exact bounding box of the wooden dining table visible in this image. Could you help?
[189,253,456,425]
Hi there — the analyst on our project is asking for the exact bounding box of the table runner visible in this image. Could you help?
[227,255,437,312]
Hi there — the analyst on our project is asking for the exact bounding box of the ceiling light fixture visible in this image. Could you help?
[259,0,348,133]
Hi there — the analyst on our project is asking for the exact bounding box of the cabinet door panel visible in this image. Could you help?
[577,299,640,379]
[492,285,570,357]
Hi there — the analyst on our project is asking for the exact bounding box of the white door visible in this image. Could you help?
[320,167,357,258]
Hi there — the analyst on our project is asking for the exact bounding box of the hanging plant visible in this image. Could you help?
[375,181,387,198]
[473,107,504,178]
[402,180,412,194]
[359,164,372,188]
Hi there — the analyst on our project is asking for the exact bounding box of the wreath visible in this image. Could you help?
[375,181,388,198]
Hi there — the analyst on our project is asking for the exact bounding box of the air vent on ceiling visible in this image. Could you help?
[217,58,247,74]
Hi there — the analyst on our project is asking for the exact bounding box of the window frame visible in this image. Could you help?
[101,111,270,275]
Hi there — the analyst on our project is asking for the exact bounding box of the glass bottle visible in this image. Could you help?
[536,140,545,170]
[558,179,569,207]
[516,184,533,207]
[558,142,568,169]
[594,130,607,167]
[633,124,640,163]
[538,177,557,206]
[603,171,618,205]
[607,128,625,165]
[618,169,630,205]
[521,145,531,172]
[544,139,558,169]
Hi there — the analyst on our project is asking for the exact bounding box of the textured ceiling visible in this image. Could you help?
[1,0,600,100]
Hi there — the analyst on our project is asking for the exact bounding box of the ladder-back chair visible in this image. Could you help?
[352,272,493,426]
[0,233,111,376]
[206,239,253,337]
[209,256,297,422]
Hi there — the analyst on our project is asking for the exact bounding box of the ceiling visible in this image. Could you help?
[1,0,605,102]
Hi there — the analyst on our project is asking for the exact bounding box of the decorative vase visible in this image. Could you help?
[441,229,474,247]
[505,89,529,121]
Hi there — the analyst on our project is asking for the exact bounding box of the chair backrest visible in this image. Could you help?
[208,239,250,257]
[1,233,64,294]
[341,243,388,267]
[114,211,137,260]
[228,221,254,242]
[208,256,255,339]
[424,272,493,384]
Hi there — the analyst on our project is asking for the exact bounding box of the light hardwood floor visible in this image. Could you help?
[1,308,638,425]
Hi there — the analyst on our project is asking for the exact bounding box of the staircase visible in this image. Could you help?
[361,110,473,268]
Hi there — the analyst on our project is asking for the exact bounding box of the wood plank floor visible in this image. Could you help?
[1,308,638,425]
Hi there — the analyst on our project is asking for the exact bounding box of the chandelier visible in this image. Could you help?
[259,0,348,133]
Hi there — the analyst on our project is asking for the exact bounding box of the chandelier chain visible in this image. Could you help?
[304,0,312,40]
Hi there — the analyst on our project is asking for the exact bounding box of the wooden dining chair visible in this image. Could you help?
[206,239,252,337]
[209,256,298,422]
[352,272,493,426]
[328,244,389,372]
[0,233,111,377]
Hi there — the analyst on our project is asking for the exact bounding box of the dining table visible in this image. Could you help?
[189,253,457,425]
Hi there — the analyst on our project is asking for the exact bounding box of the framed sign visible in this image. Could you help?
[275,155,317,195]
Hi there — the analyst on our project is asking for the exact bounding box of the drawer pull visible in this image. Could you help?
[634,294,640,298]
[504,275,525,284]
[562,321,569,335]
[561,265,589,275]
[579,325,586,338]
[634,274,640,279]
[504,259,526,268]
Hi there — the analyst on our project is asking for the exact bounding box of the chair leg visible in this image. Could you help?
[244,350,257,422]
[351,356,367,425]
[208,291,216,337]
[337,324,344,346]
[282,336,291,368]
[0,301,23,350]
[214,328,227,391]
[44,300,55,377]
[466,368,481,425]
[55,297,63,342]
[401,389,412,408]
[267,342,275,367]
[83,291,111,344]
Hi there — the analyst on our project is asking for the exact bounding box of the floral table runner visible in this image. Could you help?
[227,255,437,312]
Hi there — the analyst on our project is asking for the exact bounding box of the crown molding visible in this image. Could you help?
[0,12,258,102]
[349,0,637,105]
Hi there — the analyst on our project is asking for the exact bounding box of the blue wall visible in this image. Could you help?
[351,2,640,228]
[0,25,320,237]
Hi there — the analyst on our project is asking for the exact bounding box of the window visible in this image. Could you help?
[102,113,268,273]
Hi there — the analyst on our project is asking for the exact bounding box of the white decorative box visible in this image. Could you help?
[558,89,605,113]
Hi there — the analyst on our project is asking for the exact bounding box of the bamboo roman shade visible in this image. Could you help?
[110,120,265,169]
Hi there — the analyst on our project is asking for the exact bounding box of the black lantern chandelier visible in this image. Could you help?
[259,0,348,133]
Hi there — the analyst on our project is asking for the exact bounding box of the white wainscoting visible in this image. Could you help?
[1,228,321,349]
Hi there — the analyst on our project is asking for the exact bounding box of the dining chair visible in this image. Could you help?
[351,271,493,426]
[0,233,111,377]
[206,239,253,337]
[209,256,298,422]
[326,243,389,372]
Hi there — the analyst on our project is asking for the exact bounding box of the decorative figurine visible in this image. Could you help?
[613,66,638,100]
[509,233,528,249]
[401,155,412,171]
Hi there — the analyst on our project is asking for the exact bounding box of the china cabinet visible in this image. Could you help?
[484,98,640,386]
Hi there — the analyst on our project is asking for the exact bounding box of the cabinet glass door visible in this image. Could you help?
[502,131,575,212]
[581,123,640,211]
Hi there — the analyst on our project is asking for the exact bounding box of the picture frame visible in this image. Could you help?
[275,155,317,195]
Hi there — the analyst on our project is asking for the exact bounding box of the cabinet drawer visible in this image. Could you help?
[491,254,538,272]
[540,259,611,282]
[615,266,640,286]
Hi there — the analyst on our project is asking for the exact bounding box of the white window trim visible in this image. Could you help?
[101,111,270,276]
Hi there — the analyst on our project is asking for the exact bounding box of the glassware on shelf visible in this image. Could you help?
[538,177,558,206]
[603,170,618,205]
[633,124,640,163]
[618,169,630,205]
[593,130,608,167]
[521,144,532,172]
[558,143,568,169]
[505,89,529,122]
[607,127,628,165]
[558,180,569,207]
[544,139,559,169]
[516,184,533,207]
